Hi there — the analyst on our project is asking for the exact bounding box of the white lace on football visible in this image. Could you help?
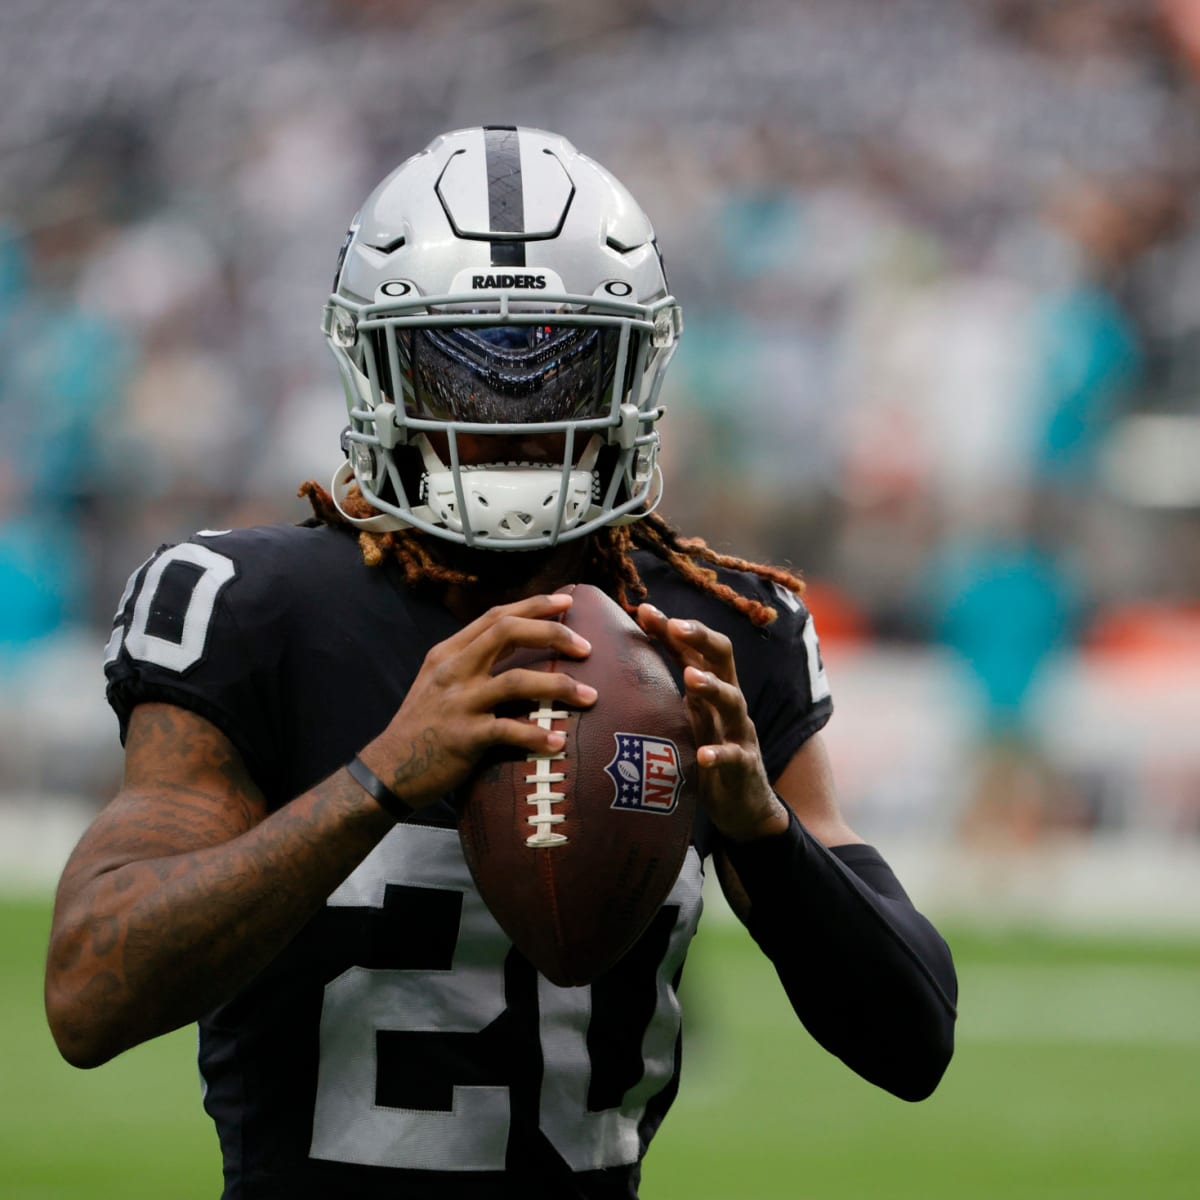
[525,701,569,847]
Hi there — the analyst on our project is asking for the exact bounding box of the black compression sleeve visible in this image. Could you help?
[720,809,957,1101]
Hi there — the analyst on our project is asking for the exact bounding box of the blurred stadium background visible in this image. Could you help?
[2,0,1199,1196]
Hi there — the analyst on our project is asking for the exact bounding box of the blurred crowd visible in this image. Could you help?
[3,0,1200,846]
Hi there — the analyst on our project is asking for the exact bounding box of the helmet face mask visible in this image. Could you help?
[323,126,682,551]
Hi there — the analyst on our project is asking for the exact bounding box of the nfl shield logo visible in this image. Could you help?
[605,733,684,815]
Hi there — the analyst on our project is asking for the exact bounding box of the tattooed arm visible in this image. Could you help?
[45,701,396,1067]
[45,593,594,1068]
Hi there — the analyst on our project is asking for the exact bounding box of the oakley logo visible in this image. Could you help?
[470,273,548,290]
[379,280,414,297]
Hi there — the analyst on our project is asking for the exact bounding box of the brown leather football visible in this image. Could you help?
[458,583,698,987]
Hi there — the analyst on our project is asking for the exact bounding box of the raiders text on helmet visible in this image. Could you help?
[323,126,683,550]
[467,273,548,290]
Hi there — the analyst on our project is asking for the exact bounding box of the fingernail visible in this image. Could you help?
[672,619,695,634]
[577,684,598,702]
[574,635,592,652]
[547,730,566,748]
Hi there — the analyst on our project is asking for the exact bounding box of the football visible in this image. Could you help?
[458,583,698,987]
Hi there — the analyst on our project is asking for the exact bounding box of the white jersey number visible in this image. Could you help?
[310,825,703,1172]
[105,541,237,673]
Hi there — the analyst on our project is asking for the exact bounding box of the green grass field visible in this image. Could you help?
[4,897,1198,1199]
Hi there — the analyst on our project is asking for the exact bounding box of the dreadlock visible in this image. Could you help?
[298,479,803,628]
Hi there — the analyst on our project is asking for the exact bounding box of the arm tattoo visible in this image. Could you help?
[386,727,440,792]
[46,704,394,1064]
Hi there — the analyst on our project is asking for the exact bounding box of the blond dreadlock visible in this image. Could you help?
[298,479,803,628]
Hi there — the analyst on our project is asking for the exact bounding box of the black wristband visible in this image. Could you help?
[346,755,416,823]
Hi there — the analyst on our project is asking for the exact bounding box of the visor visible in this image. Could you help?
[383,324,629,424]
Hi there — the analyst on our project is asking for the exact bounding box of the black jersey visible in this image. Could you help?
[103,523,833,1199]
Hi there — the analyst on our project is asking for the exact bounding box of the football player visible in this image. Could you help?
[46,127,956,1198]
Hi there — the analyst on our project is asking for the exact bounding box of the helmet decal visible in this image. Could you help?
[483,125,524,265]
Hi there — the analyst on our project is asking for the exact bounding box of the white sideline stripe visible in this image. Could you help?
[0,796,96,894]
[958,964,1200,1045]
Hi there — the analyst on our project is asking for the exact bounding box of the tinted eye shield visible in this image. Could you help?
[325,289,679,439]
[398,323,624,424]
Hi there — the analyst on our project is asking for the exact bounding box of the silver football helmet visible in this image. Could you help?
[323,126,683,550]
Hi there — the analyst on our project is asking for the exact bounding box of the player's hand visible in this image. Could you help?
[360,593,595,810]
[637,605,788,842]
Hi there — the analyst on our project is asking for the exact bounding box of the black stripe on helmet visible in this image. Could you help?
[483,125,526,267]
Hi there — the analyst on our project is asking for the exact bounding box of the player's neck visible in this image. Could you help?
[437,537,594,622]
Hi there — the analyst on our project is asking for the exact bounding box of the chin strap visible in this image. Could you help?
[608,460,664,526]
[329,460,409,532]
